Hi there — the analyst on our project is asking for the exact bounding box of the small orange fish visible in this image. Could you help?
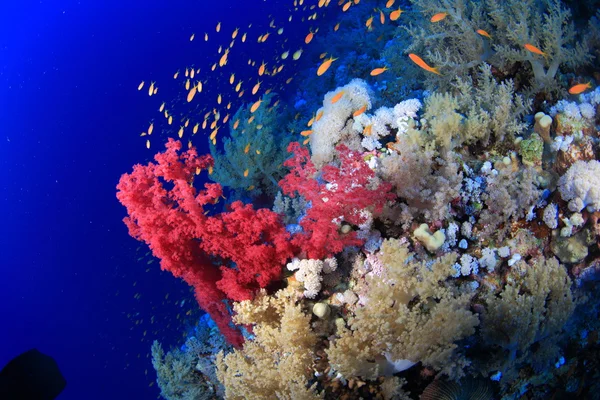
[370,66,388,76]
[568,81,592,95]
[186,86,197,102]
[408,53,440,75]
[305,31,314,44]
[244,143,250,153]
[390,8,403,21]
[331,90,345,103]
[386,0,395,7]
[252,81,261,95]
[430,12,448,22]
[476,29,491,39]
[243,169,249,177]
[379,9,385,24]
[315,110,324,121]
[353,104,367,117]
[258,62,266,76]
[363,124,372,135]
[334,23,340,31]
[317,56,337,76]
[342,1,351,11]
[365,16,373,29]
[233,119,240,130]
[300,130,313,136]
[524,43,546,58]
[250,99,262,113]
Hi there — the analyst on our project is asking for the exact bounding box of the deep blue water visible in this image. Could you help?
[0,1,325,398]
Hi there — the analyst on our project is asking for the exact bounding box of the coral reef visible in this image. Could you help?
[117,1,600,398]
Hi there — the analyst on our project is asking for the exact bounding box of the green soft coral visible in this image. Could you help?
[406,0,592,94]
[209,93,291,200]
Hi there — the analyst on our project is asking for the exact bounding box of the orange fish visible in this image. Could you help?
[252,81,261,95]
[365,15,374,29]
[258,62,266,76]
[250,99,262,113]
[379,9,385,24]
[243,169,249,177]
[370,66,388,76]
[244,143,250,153]
[386,0,395,7]
[430,12,448,22]
[305,31,314,44]
[317,56,337,76]
[524,43,546,57]
[300,130,313,136]
[568,82,592,95]
[363,124,372,136]
[390,8,403,21]
[342,1,351,11]
[315,110,324,121]
[353,104,367,117]
[186,86,197,102]
[209,127,219,141]
[408,53,440,75]
[476,29,491,39]
[331,90,345,103]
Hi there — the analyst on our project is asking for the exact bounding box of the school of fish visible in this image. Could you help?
[136,0,593,152]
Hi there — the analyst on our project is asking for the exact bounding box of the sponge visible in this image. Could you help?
[413,224,446,252]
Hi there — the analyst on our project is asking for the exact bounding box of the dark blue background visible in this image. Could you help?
[0,0,329,398]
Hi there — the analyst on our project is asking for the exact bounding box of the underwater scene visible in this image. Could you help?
[2,0,600,399]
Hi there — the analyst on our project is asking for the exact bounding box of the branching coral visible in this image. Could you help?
[490,0,591,92]
[326,239,479,381]
[215,288,323,400]
[452,64,531,146]
[280,141,395,259]
[480,256,574,377]
[477,164,542,240]
[406,0,592,93]
[379,132,462,223]
[151,340,217,400]
[209,93,291,200]
[116,139,297,346]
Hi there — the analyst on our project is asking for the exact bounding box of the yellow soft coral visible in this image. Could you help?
[216,287,323,399]
[326,239,479,380]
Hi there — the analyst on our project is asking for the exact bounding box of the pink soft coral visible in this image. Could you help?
[116,139,295,347]
[279,142,395,259]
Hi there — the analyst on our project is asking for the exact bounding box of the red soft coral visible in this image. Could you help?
[279,142,395,259]
[116,139,295,347]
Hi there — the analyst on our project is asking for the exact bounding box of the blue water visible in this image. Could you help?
[0,1,325,398]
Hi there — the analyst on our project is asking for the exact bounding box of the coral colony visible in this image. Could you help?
[118,0,600,398]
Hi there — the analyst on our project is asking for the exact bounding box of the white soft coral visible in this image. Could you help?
[558,160,600,212]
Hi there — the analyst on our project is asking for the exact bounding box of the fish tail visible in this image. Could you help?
[431,67,441,75]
